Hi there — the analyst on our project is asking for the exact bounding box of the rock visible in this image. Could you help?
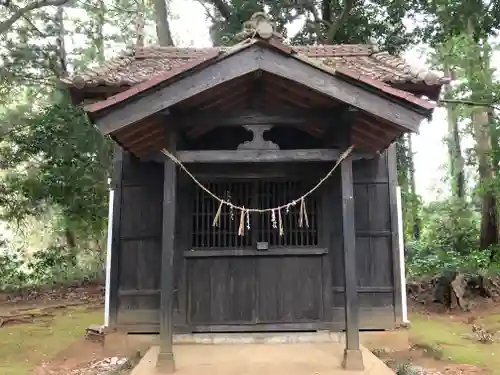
[450,273,467,311]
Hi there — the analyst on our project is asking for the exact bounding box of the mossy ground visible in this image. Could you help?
[2,301,500,375]
[0,306,103,375]
[409,312,500,374]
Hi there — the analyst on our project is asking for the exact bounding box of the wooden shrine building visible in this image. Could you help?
[63,14,446,372]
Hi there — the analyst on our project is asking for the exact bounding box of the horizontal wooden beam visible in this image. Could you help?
[184,248,328,258]
[171,163,337,180]
[179,109,332,128]
[189,322,333,332]
[171,149,372,163]
[118,289,160,296]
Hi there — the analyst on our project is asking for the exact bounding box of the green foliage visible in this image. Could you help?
[406,243,494,278]
[420,199,480,255]
[404,198,500,277]
[0,97,113,243]
[204,0,421,52]
[1,0,498,292]
[0,242,103,291]
[396,135,421,241]
[0,243,29,289]
[413,0,500,47]
[394,363,420,375]
[0,97,111,291]
[290,0,419,52]
[1,0,136,291]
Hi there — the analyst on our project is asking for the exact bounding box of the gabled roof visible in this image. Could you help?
[80,37,436,115]
[62,40,447,102]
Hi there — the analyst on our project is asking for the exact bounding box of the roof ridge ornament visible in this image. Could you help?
[235,12,284,42]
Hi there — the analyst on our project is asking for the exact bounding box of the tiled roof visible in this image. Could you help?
[81,38,438,114]
[62,43,447,90]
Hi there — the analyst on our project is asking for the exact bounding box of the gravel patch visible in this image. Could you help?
[67,357,130,375]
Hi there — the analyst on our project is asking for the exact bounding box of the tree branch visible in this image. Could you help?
[204,0,233,21]
[1,0,69,35]
[7,1,49,36]
[303,2,330,43]
[196,0,217,23]
[22,15,48,37]
[440,98,500,111]
[326,0,354,43]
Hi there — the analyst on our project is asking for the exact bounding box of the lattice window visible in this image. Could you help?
[191,180,320,249]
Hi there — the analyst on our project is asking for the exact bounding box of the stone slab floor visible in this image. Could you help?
[131,343,396,375]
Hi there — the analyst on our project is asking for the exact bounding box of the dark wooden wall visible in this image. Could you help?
[327,145,402,329]
[111,151,163,331]
[110,150,192,332]
[110,146,402,333]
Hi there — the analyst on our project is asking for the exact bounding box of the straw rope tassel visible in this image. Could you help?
[238,207,246,236]
[298,197,309,228]
[278,209,284,236]
[212,200,224,227]
[302,198,309,228]
[298,198,303,227]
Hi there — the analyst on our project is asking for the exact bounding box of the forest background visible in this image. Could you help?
[1,0,500,291]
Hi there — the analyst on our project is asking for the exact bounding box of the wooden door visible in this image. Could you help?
[186,253,326,329]
[255,255,325,324]
[184,178,328,331]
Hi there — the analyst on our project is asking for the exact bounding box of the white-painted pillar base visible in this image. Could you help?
[104,182,115,327]
[396,186,409,324]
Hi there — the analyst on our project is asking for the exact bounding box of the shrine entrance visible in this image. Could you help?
[184,176,329,330]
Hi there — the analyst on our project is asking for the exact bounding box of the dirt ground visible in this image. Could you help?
[372,298,500,375]
[0,284,122,375]
[1,285,500,375]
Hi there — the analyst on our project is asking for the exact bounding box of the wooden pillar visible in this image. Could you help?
[341,155,363,370]
[157,133,177,373]
[340,153,364,370]
[387,143,405,325]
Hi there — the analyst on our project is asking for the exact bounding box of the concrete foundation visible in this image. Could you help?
[104,330,409,354]
[131,343,395,375]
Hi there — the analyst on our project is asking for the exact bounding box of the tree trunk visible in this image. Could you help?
[443,65,465,198]
[463,19,498,253]
[96,0,106,62]
[152,0,174,46]
[472,109,498,250]
[55,6,67,77]
[64,227,78,266]
[482,42,499,260]
[408,135,420,239]
[135,0,146,47]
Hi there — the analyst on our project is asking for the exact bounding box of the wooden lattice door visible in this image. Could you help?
[186,178,327,329]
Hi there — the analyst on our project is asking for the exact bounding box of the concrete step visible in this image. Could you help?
[173,331,344,345]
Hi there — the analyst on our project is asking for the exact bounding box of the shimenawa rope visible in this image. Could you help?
[160,145,354,215]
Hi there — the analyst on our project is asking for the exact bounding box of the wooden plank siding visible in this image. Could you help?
[330,149,398,329]
[115,155,163,330]
[186,255,325,328]
[112,153,193,332]
[112,149,401,333]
